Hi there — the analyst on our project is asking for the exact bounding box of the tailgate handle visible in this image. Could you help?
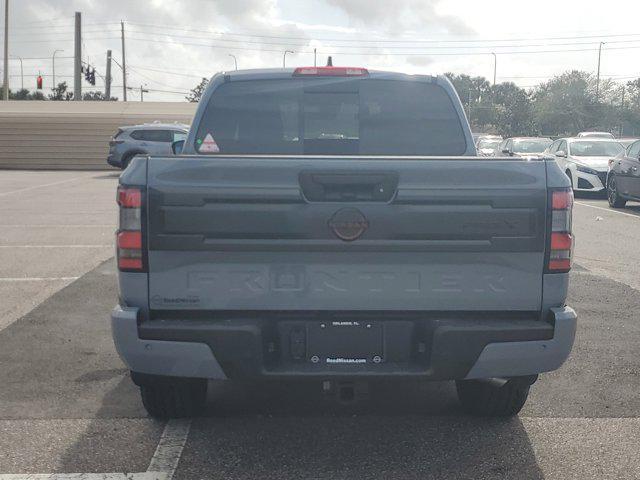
[299,172,398,202]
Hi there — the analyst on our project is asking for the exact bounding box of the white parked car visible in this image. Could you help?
[577,131,615,139]
[546,137,625,192]
[475,137,502,156]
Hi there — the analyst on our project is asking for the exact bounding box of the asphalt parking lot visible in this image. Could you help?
[1,171,640,479]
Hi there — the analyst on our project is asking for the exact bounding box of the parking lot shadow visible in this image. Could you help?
[173,380,545,480]
[55,376,166,474]
[92,172,121,179]
[2,256,542,478]
[54,376,545,479]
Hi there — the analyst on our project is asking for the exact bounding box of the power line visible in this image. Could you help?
[127,64,207,78]
[116,85,188,95]
[126,22,640,44]
[6,36,119,44]
[127,65,191,91]
[9,29,121,36]
[0,56,74,61]
[123,35,640,56]
[9,21,120,29]
[123,28,640,50]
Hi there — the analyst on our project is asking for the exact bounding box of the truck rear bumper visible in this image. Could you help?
[111,306,576,381]
[111,305,227,379]
[464,306,576,379]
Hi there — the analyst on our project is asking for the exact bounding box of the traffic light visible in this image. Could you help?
[36,75,43,90]
[84,66,96,86]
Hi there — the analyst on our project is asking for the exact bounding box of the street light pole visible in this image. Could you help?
[3,0,9,100]
[74,11,82,101]
[9,55,22,90]
[52,49,64,89]
[228,54,237,70]
[596,42,604,101]
[491,52,497,86]
[121,20,127,101]
[283,50,294,68]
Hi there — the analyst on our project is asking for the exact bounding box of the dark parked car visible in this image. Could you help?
[495,137,553,158]
[607,139,640,208]
[107,123,189,169]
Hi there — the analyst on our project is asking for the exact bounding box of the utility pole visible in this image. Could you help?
[128,85,148,102]
[314,48,317,67]
[491,52,497,86]
[228,54,237,70]
[121,21,127,101]
[3,0,9,100]
[596,42,604,102]
[52,49,63,89]
[105,50,112,100]
[283,50,293,68]
[74,11,82,101]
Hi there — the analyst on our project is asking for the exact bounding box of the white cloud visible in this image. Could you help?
[3,0,640,101]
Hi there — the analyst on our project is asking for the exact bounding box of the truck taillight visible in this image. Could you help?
[547,188,573,273]
[292,66,369,77]
[116,186,146,272]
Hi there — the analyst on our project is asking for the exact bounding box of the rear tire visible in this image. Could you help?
[140,378,207,419]
[121,151,144,170]
[456,377,533,417]
[565,170,574,190]
[607,175,627,208]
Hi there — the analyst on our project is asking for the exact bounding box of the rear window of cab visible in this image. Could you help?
[194,77,467,156]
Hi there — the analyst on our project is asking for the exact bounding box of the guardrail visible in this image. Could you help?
[0,101,197,170]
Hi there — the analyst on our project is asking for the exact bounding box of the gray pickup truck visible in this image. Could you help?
[112,67,577,418]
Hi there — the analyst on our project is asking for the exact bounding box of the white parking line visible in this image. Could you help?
[0,246,111,249]
[0,420,191,480]
[0,474,166,480]
[575,201,640,219]
[0,225,116,228]
[0,176,89,197]
[0,277,80,282]
[147,419,192,477]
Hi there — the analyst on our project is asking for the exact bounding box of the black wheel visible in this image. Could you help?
[607,175,627,208]
[121,152,143,170]
[120,153,134,170]
[565,170,574,189]
[456,377,532,417]
[140,378,207,419]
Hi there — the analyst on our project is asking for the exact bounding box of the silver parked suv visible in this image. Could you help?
[107,123,189,169]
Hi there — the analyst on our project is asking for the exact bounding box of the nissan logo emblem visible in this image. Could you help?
[328,208,369,241]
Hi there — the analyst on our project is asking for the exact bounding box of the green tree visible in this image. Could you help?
[0,86,46,100]
[491,82,534,137]
[620,78,640,136]
[445,73,494,130]
[49,82,74,101]
[531,71,598,136]
[82,91,118,101]
[186,78,209,103]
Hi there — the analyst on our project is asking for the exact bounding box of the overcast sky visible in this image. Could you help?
[4,0,640,101]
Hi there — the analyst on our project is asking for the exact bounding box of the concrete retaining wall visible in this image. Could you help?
[0,101,197,170]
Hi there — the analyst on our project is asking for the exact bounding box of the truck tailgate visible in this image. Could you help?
[146,156,547,312]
